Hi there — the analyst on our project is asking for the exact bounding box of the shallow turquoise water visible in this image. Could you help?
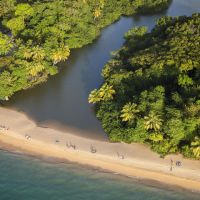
[0,151,199,200]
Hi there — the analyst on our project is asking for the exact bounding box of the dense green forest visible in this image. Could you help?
[89,14,200,159]
[0,0,171,100]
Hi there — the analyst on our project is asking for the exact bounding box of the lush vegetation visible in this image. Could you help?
[89,14,200,159]
[0,0,171,100]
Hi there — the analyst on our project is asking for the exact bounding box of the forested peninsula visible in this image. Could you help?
[89,14,200,159]
[0,0,171,100]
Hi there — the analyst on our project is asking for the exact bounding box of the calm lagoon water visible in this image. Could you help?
[1,0,200,199]
[0,151,199,200]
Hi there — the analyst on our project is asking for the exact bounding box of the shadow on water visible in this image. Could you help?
[4,0,200,140]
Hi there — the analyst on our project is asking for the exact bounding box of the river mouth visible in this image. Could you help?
[4,0,200,140]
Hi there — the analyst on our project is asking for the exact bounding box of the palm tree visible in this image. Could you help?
[88,89,101,104]
[191,137,200,159]
[144,111,163,132]
[23,48,32,60]
[93,9,101,19]
[88,84,115,104]
[51,45,70,65]
[28,62,45,77]
[32,46,45,61]
[98,83,115,101]
[120,102,140,123]
[21,46,32,60]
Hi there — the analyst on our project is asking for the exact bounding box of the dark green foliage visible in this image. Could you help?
[0,0,171,100]
[90,14,200,159]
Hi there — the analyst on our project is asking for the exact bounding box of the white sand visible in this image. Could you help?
[0,107,200,192]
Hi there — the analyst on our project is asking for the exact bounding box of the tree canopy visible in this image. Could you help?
[89,14,200,159]
[0,0,171,100]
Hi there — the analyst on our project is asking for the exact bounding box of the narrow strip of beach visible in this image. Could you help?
[0,107,200,192]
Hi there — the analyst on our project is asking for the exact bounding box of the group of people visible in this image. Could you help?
[0,124,9,131]
[64,140,127,161]
[170,159,182,171]
[25,133,126,160]
[65,141,97,153]
[64,140,127,160]
[0,123,183,172]
[66,141,76,150]
[26,135,184,168]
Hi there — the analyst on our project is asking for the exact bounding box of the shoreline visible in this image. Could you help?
[1,143,199,197]
[0,107,200,193]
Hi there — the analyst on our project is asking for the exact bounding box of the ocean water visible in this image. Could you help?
[0,151,199,200]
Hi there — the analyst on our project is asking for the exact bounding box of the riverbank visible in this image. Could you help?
[0,107,200,193]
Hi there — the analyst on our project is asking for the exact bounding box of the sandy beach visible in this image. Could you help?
[0,107,200,192]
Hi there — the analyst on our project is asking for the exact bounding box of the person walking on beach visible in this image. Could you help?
[90,145,97,153]
[117,152,125,160]
[176,161,182,167]
[170,159,173,171]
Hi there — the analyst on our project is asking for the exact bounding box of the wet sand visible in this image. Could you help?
[0,107,200,192]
